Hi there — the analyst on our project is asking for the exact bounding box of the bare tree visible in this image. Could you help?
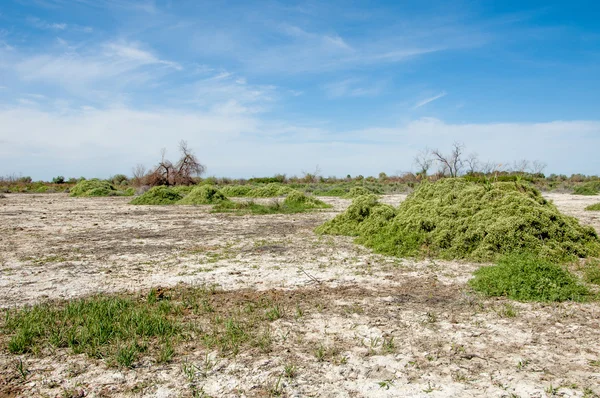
[530,160,547,175]
[301,165,322,183]
[147,141,206,186]
[464,152,480,174]
[173,140,206,185]
[513,159,530,173]
[414,148,433,177]
[431,142,465,177]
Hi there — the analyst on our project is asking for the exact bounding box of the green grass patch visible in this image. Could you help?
[585,203,600,211]
[70,179,118,197]
[581,259,600,285]
[247,183,293,198]
[2,287,306,367]
[130,186,183,205]
[573,182,600,196]
[213,191,330,214]
[469,253,590,302]
[177,185,229,205]
[317,179,600,262]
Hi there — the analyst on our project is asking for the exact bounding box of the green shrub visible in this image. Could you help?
[247,183,293,198]
[469,253,589,302]
[582,259,600,285]
[36,186,48,193]
[573,182,600,196]
[585,203,600,211]
[3,295,180,366]
[111,174,129,186]
[219,185,254,197]
[171,185,195,196]
[130,186,182,205]
[312,187,348,197]
[70,179,117,197]
[343,186,372,198]
[317,179,600,262]
[177,185,229,205]
[52,176,65,184]
[283,190,329,209]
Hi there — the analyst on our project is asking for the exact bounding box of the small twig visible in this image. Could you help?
[299,268,321,284]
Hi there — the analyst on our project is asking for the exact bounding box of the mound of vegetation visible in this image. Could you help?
[312,186,348,197]
[283,190,330,209]
[318,179,600,262]
[343,186,372,198]
[130,186,182,205]
[585,203,600,211]
[177,185,229,205]
[70,179,117,197]
[214,191,330,215]
[573,182,600,195]
[247,183,293,198]
[171,185,195,196]
[219,185,254,197]
[469,253,589,302]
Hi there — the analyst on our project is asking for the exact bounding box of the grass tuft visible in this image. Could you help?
[573,182,600,196]
[585,203,600,211]
[70,179,117,197]
[469,253,589,302]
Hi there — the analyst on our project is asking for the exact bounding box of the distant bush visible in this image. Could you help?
[70,179,117,197]
[171,185,195,196]
[248,175,286,184]
[18,176,32,183]
[52,176,65,184]
[573,182,600,196]
[585,203,600,211]
[111,174,129,186]
[177,185,229,205]
[283,190,329,209]
[213,190,330,214]
[247,183,293,198]
[469,253,589,302]
[219,185,254,197]
[343,186,372,198]
[130,186,182,205]
[36,186,48,193]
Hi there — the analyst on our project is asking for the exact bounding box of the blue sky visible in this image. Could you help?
[0,0,599,179]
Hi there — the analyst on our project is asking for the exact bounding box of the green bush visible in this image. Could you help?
[52,176,65,184]
[219,185,254,197]
[247,183,293,198]
[130,186,182,205]
[585,203,600,211]
[171,185,195,196]
[469,253,589,302]
[36,186,48,193]
[573,182,600,196]
[283,190,329,209]
[317,179,600,262]
[343,186,372,198]
[177,185,229,205]
[70,179,117,197]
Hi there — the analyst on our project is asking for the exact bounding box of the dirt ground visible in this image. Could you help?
[1,192,600,397]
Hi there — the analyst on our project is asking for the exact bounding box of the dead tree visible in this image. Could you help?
[414,148,433,178]
[464,152,480,175]
[147,142,206,186]
[431,142,465,177]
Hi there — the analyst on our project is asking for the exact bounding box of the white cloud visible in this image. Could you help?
[0,106,598,179]
[324,78,384,98]
[414,92,447,108]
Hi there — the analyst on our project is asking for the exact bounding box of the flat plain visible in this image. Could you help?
[1,193,600,397]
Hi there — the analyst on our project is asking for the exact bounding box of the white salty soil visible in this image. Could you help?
[0,192,599,398]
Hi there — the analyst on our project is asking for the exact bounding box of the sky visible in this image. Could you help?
[0,0,599,180]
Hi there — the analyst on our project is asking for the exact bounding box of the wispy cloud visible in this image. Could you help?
[324,78,384,98]
[414,91,447,108]
[27,17,67,30]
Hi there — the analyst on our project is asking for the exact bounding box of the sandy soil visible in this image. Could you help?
[1,192,600,397]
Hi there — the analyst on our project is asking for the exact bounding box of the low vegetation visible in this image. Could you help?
[469,253,589,302]
[130,186,183,205]
[213,191,330,214]
[573,182,600,196]
[1,286,298,368]
[177,185,229,205]
[586,203,600,211]
[343,186,373,198]
[317,179,600,262]
[70,179,134,197]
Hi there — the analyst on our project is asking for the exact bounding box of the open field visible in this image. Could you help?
[1,193,600,397]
